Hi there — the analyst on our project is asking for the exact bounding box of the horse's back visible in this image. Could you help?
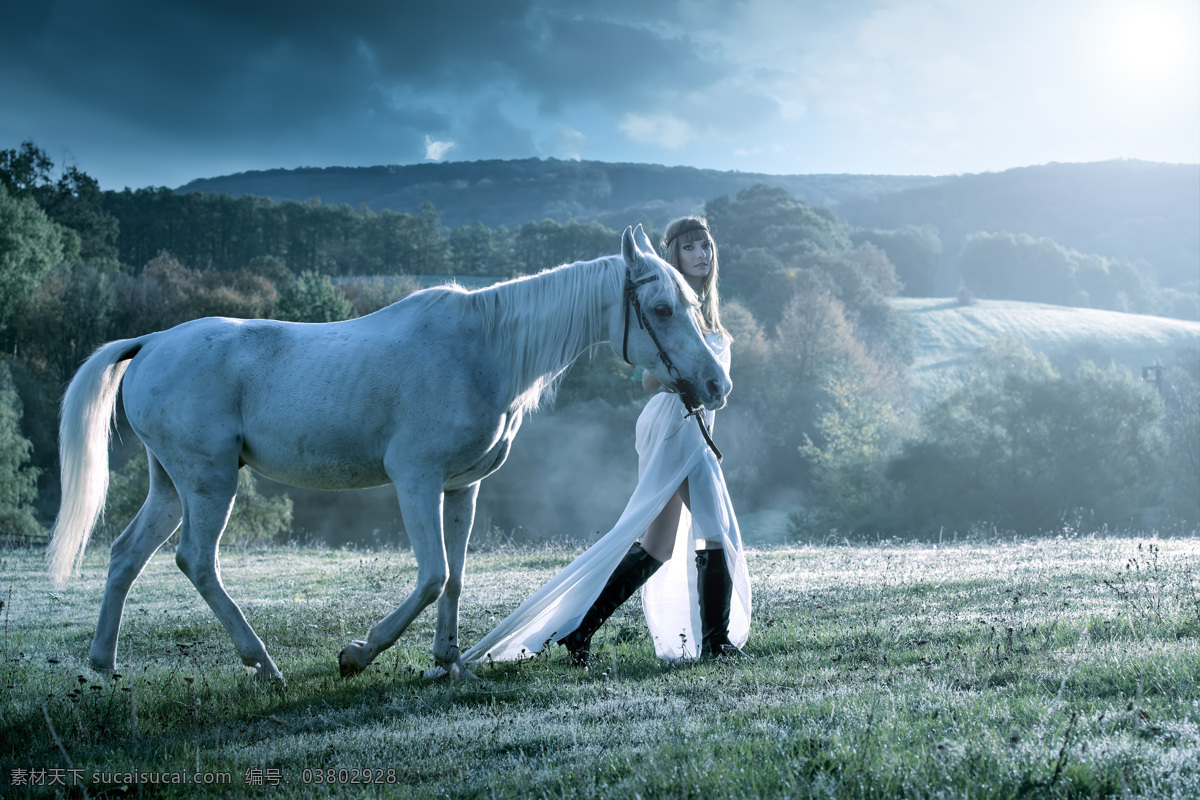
[119,296,506,490]
[122,316,293,409]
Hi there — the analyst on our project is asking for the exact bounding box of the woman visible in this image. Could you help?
[462,217,750,667]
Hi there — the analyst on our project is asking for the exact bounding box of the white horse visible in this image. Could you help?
[47,225,730,683]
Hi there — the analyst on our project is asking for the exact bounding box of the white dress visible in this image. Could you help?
[463,333,751,664]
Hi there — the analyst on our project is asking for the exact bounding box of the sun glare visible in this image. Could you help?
[1099,4,1191,84]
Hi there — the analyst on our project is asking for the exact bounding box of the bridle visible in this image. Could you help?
[620,266,724,463]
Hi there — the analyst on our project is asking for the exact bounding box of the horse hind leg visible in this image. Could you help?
[174,468,284,683]
[90,449,182,673]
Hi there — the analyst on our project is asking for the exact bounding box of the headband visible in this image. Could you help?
[664,223,710,248]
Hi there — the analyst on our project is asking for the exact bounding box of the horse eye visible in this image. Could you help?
[653,304,672,318]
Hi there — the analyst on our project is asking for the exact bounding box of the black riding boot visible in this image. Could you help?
[695,548,748,659]
[557,542,663,667]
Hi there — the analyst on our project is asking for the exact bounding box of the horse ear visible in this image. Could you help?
[622,226,639,265]
[633,224,656,256]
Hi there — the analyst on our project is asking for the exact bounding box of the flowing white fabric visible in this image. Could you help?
[463,334,750,665]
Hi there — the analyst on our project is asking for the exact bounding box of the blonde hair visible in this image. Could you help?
[659,216,728,339]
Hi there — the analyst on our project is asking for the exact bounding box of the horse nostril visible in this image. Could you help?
[706,378,722,398]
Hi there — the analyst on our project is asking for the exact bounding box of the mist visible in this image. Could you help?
[274,400,644,550]
[271,392,794,550]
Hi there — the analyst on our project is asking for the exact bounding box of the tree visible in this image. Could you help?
[707,184,852,264]
[0,141,55,195]
[722,300,770,386]
[851,224,941,297]
[340,275,421,317]
[111,252,199,336]
[888,338,1164,533]
[0,360,42,540]
[1,142,119,266]
[41,165,121,266]
[742,282,894,493]
[111,253,279,339]
[802,243,902,315]
[189,268,278,321]
[511,219,616,274]
[704,185,901,332]
[0,184,78,338]
[449,221,500,276]
[764,282,909,535]
[769,281,877,410]
[959,232,1078,305]
[275,270,355,323]
[958,231,1163,315]
[714,246,791,327]
[409,202,451,274]
[15,262,117,380]
[796,374,909,536]
[1160,360,1200,524]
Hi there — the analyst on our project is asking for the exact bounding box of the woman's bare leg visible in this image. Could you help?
[640,479,690,562]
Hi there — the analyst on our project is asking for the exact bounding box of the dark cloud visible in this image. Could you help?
[503,14,728,114]
[6,3,714,119]
[1,0,740,156]
[6,2,411,134]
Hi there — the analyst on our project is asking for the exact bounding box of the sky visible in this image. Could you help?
[2,0,1197,191]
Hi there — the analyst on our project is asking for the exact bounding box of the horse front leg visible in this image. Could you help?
[339,477,448,678]
[423,483,480,681]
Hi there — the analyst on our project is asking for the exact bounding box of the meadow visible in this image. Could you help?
[890,298,1200,407]
[2,534,1198,799]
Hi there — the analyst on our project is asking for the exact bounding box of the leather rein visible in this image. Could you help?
[620,268,724,463]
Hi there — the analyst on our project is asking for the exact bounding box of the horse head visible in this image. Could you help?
[613,225,732,411]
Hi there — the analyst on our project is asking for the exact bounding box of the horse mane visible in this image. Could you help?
[464,256,626,416]
[419,247,699,418]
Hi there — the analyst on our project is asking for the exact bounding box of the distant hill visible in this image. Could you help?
[177,158,938,230]
[179,157,1198,294]
[893,297,1200,407]
[841,160,1200,290]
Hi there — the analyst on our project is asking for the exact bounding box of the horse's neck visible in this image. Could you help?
[475,256,622,414]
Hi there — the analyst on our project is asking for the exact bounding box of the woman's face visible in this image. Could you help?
[676,235,712,290]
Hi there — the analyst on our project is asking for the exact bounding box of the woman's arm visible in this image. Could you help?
[642,369,665,394]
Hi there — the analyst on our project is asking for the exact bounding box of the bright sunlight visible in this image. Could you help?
[1096,2,1194,84]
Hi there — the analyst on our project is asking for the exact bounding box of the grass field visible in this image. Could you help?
[2,535,1198,798]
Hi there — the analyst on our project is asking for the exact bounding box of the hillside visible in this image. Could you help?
[842,160,1200,289]
[893,297,1200,406]
[177,158,937,229]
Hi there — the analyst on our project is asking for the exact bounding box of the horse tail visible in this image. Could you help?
[48,337,148,587]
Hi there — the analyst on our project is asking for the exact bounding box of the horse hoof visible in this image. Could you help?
[449,663,479,682]
[256,669,286,685]
[88,658,116,674]
[339,655,363,679]
[338,643,369,678]
[422,663,478,682]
